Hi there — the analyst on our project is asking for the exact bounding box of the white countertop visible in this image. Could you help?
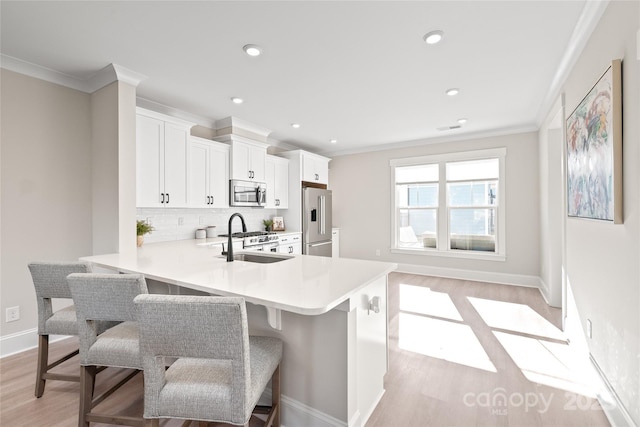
[80,239,397,315]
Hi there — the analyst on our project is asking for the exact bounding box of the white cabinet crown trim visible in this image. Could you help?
[136,107,195,129]
[213,133,270,150]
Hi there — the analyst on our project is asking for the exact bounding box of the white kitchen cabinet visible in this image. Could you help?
[189,136,229,208]
[265,155,289,209]
[332,228,340,258]
[278,233,302,254]
[136,109,194,208]
[214,134,268,182]
[302,152,330,185]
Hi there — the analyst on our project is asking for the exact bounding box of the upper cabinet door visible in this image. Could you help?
[302,154,329,185]
[136,115,165,208]
[188,139,210,208]
[249,144,266,182]
[136,108,194,208]
[265,155,289,209]
[162,122,190,207]
[189,136,230,208]
[274,157,289,208]
[208,143,229,208]
[229,139,267,182]
[265,157,277,209]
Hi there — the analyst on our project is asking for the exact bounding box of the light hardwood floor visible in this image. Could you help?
[365,272,610,427]
[1,273,610,426]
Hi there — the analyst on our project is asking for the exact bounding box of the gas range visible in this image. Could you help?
[219,231,280,249]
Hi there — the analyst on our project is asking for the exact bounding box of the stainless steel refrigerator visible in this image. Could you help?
[303,187,333,257]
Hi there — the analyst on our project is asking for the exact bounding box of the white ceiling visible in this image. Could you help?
[1,1,605,156]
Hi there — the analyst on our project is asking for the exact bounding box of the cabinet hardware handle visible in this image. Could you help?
[166,193,169,204]
[161,193,165,204]
[207,196,210,205]
[211,195,214,204]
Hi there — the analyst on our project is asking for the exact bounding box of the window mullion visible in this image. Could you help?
[437,161,448,251]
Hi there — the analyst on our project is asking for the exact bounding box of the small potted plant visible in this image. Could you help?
[136,220,154,247]
[263,219,274,232]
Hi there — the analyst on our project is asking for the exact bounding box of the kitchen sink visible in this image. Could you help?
[217,252,293,263]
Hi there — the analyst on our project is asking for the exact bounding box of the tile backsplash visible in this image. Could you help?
[137,207,281,243]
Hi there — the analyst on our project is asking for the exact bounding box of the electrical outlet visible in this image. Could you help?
[178,217,184,226]
[145,217,153,226]
[6,306,20,322]
[586,319,592,339]
[375,249,381,256]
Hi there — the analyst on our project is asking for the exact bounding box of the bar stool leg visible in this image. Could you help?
[35,335,49,398]
[78,365,96,427]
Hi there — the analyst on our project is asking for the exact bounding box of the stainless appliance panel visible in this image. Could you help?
[303,187,332,256]
[230,180,266,207]
[305,240,333,257]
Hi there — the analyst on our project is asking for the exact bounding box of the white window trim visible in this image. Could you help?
[390,148,507,261]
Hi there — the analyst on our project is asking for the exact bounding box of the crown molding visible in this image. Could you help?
[214,116,272,138]
[1,54,90,91]
[87,63,146,92]
[321,123,538,158]
[0,55,146,93]
[534,0,610,126]
[135,97,217,129]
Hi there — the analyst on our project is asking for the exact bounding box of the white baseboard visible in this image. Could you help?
[0,329,71,359]
[359,389,385,427]
[281,394,348,427]
[396,263,541,288]
[590,355,637,427]
[260,389,347,427]
[0,328,38,358]
[537,277,551,304]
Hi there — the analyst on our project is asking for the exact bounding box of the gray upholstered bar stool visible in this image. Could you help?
[28,261,117,398]
[68,273,148,427]
[135,294,283,427]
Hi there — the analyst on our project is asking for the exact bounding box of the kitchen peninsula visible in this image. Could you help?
[81,239,397,427]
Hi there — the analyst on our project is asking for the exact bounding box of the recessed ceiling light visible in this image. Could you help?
[291,123,301,129]
[423,30,444,45]
[457,118,468,124]
[243,44,262,56]
[446,88,460,96]
[330,139,338,144]
[231,97,243,104]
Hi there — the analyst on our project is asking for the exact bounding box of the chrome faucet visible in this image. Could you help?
[225,213,247,262]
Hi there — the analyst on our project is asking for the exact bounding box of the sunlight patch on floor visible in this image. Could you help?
[399,283,463,321]
[468,297,566,340]
[493,331,600,397]
[398,312,496,372]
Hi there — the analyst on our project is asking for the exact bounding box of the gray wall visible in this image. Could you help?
[329,131,540,282]
[561,1,639,422]
[1,69,93,337]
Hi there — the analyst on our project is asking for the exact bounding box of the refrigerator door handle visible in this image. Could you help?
[319,195,326,235]
[309,241,332,247]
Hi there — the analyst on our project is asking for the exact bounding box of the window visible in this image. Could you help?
[391,148,506,260]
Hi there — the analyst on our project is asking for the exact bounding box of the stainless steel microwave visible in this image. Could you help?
[230,179,267,207]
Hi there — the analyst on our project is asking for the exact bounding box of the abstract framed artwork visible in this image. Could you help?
[566,59,622,223]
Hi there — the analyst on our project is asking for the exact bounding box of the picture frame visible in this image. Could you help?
[272,216,285,231]
[566,59,623,223]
